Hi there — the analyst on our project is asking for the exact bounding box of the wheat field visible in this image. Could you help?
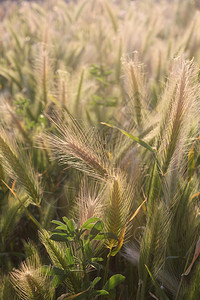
[0,0,200,299]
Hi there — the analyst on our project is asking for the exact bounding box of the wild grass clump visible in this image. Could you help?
[0,0,200,299]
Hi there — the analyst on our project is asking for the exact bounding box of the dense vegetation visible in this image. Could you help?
[1,0,200,299]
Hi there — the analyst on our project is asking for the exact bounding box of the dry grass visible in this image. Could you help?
[0,0,200,299]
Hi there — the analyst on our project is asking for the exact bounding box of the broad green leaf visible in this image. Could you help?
[56,225,70,231]
[63,216,69,224]
[82,224,97,231]
[103,274,125,292]
[81,217,100,229]
[50,233,69,242]
[52,220,69,231]
[67,219,75,232]
[90,220,104,239]
[95,290,109,296]
[90,277,101,289]
[84,241,93,259]
[52,220,66,226]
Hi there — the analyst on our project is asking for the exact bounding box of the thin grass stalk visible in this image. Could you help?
[0,134,41,206]
[1,180,42,230]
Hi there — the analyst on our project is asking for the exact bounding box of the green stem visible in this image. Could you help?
[103,249,111,286]
[1,180,42,230]
[136,279,142,300]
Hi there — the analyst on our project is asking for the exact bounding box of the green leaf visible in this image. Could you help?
[66,248,74,267]
[52,220,66,226]
[63,216,69,224]
[56,225,70,231]
[103,274,125,292]
[95,290,109,296]
[90,220,104,239]
[50,233,69,242]
[84,241,93,259]
[145,265,169,300]
[90,277,101,289]
[81,217,100,229]
[52,220,69,231]
[101,123,155,153]
[67,219,75,232]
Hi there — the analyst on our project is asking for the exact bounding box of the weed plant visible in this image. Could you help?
[0,0,200,299]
